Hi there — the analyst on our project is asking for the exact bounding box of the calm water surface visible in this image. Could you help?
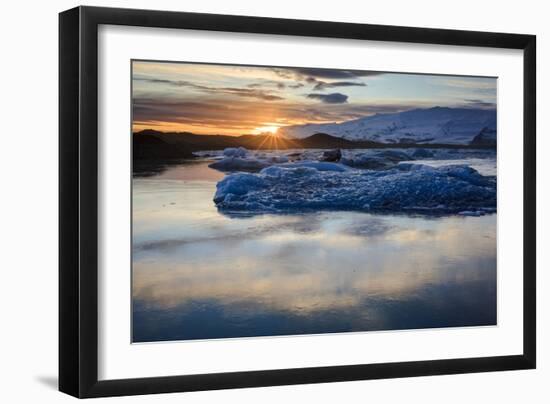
[132,159,496,342]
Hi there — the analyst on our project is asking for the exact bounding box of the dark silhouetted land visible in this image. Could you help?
[133,129,495,161]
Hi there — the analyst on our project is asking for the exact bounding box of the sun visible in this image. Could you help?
[255,125,279,135]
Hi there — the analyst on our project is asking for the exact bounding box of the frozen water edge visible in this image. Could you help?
[213,161,496,216]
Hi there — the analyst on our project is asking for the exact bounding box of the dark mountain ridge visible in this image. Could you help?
[133,129,495,161]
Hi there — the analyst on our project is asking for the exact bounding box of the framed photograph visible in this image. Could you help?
[59,6,536,398]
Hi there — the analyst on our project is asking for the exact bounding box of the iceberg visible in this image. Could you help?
[213,163,496,215]
[339,149,412,169]
[209,157,271,172]
[209,148,289,172]
[340,154,396,169]
[223,147,248,158]
[374,150,412,162]
[274,161,349,172]
[411,148,435,158]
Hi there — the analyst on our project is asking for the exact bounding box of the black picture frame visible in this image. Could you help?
[59,6,536,398]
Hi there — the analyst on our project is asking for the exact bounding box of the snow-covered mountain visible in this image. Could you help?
[279,107,497,145]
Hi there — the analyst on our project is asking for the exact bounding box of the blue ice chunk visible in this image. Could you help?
[271,161,349,172]
[213,163,496,215]
[209,157,270,172]
[223,147,248,158]
[411,148,435,158]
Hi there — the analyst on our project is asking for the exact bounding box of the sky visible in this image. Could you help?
[132,60,497,136]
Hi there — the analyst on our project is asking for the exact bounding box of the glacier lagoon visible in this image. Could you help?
[132,148,497,342]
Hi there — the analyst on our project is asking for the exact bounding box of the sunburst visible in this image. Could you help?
[255,125,279,135]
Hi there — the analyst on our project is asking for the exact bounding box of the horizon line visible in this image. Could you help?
[132,105,496,137]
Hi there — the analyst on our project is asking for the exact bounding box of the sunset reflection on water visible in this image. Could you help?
[132,160,496,342]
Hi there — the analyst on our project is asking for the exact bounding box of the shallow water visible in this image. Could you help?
[132,155,496,342]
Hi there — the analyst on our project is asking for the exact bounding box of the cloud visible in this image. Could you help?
[306,93,349,104]
[219,88,284,101]
[136,77,206,89]
[271,67,381,90]
[280,67,382,80]
[133,98,281,131]
[313,81,366,91]
[133,94,428,134]
[134,77,284,101]
[247,80,305,91]
[247,80,287,90]
[295,103,425,123]
[444,79,496,90]
[435,77,497,97]
[288,83,305,89]
[462,99,497,109]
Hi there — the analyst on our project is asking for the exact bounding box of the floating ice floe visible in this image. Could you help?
[213,162,496,215]
[411,148,435,158]
[374,150,412,162]
[209,157,270,172]
[208,147,497,173]
[340,154,396,170]
[339,149,412,169]
[209,148,289,172]
[222,147,249,158]
[273,161,348,172]
[458,210,485,217]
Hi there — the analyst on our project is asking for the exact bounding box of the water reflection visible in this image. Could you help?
[132,161,496,342]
